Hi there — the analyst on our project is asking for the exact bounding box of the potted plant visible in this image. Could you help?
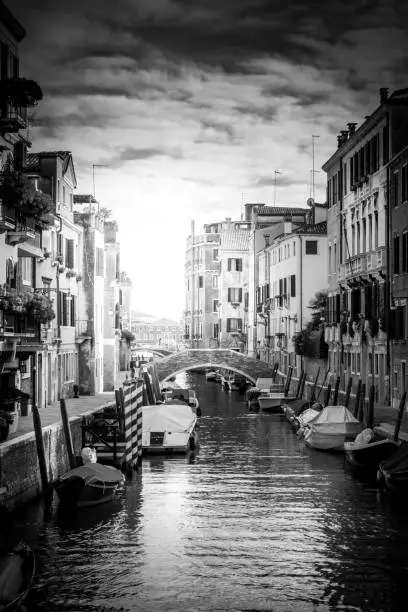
[2,77,43,107]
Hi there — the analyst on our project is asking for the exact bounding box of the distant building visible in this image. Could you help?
[184,217,250,350]
[246,204,311,357]
[132,316,183,350]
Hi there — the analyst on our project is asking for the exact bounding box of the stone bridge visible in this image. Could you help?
[155,349,277,384]
[132,345,173,358]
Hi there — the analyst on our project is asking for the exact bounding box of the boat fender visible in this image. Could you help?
[81,446,97,464]
[196,407,202,417]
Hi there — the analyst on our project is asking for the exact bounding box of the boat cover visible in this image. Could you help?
[59,463,124,485]
[309,405,362,435]
[380,443,408,473]
[255,378,274,391]
[298,408,320,427]
[142,404,196,433]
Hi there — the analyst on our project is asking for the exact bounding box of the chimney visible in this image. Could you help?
[337,134,343,148]
[264,233,270,247]
[347,122,357,136]
[379,87,389,104]
[340,130,349,143]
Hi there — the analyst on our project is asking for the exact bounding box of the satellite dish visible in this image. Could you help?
[307,197,315,207]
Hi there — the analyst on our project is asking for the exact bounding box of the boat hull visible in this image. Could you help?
[344,439,399,471]
[0,544,35,612]
[54,464,125,509]
[143,431,198,455]
[304,431,352,451]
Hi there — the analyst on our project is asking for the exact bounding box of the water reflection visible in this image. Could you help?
[8,371,408,611]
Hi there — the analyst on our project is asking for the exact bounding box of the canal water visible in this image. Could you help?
[10,371,408,612]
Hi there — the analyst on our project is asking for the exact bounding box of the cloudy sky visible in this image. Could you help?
[12,0,408,320]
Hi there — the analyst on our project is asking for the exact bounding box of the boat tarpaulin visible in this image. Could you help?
[310,405,362,436]
[142,404,196,433]
[59,463,124,485]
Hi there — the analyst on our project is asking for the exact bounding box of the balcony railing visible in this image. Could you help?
[0,203,16,231]
[0,102,27,132]
[0,311,39,339]
[366,247,386,271]
[340,253,367,279]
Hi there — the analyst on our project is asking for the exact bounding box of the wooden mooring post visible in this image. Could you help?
[284,366,293,397]
[32,404,49,494]
[344,378,353,408]
[324,384,332,407]
[310,367,321,402]
[366,385,375,429]
[358,383,366,423]
[60,398,76,469]
[295,371,304,399]
[353,380,362,418]
[315,370,329,403]
[393,391,407,442]
[332,376,341,406]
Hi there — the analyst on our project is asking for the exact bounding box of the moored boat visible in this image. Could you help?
[54,461,125,508]
[0,543,35,612]
[295,405,322,438]
[304,405,362,451]
[344,428,400,473]
[377,443,408,494]
[142,403,198,454]
[205,370,218,381]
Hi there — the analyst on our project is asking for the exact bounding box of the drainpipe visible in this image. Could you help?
[191,220,195,348]
[385,111,391,406]
[299,235,303,372]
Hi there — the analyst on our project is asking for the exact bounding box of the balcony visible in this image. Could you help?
[340,253,367,279]
[366,247,386,272]
[0,311,39,340]
[75,319,93,341]
[0,203,16,232]
[0,102,27,133]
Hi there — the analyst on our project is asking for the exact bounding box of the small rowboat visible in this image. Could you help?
[0,543,35,611]
[54,463,125,508]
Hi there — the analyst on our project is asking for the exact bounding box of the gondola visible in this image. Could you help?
[377,443,408,494]
[0,543,35,611]
[344,428,400,474]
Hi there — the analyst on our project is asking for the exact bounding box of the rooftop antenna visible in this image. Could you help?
[312,135,320,201]
[273,170,281,207]
[92,164,107,208]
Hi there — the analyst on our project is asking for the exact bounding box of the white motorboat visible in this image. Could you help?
[304,405,362,451]
[142,403,198,454]
[162,387,199,409]
[205,370,218,381]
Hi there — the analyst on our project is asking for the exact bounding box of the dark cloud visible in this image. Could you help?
[107,146,184,167]
[234,103,278,122]
[255,175,308,188]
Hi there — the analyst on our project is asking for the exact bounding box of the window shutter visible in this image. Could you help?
[62,293,68,326]
[336,294,341,323]
[70,296,76,327]
[227,318,231,332]
[290,274,296,297]
[238,318,242,331]
[228,288,231,302]
[239,288,242,302]
[57,292,62,324]
[66,239,74,269]
[57,233,63,256]
[228,259,231,271]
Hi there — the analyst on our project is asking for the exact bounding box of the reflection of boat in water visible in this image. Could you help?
[54,462,125,508]
[142,403,198,454]
[344,428,400,474]
[0,542,35,612]
[304,405,362,451]
[205,370,218,381]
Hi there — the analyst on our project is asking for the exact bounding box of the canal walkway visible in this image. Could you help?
[5,370,130,443]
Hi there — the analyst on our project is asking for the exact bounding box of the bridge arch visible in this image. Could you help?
[154,349,276,384]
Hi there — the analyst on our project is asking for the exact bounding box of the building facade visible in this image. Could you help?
[322,87,408,407]
[103,219,121,390]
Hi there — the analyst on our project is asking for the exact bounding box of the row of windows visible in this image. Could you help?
[327,127,387,207]
[257,275,297,303]
[344,212,379,258]
[392,164,408,207]
[393,232,408,275]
